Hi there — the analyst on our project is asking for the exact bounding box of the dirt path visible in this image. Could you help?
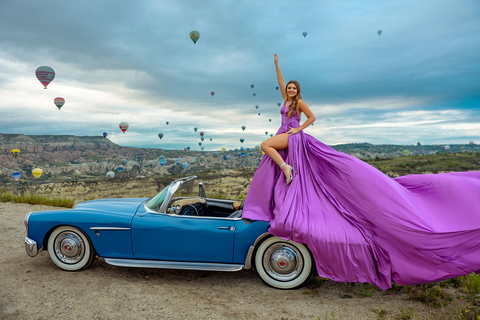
[0,202,437,320]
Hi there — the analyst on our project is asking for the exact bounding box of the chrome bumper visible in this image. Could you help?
[25,237,39,257]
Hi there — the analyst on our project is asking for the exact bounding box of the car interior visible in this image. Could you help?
[166,196,243,218]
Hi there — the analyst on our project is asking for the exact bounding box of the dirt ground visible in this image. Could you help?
[0,202,447,320]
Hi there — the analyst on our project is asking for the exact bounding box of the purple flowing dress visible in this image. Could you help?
[242,102,480,290]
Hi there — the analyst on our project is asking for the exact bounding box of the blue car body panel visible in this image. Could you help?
[133,205,235,263]
[27,196,271,266]
[27,198,148,258]
[233,219,270,264]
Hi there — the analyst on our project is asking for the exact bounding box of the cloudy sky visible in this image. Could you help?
[1,0,479,151]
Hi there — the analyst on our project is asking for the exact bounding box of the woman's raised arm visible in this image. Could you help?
[274,54,287,101]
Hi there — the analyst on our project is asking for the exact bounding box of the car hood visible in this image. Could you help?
[74,198,149,215]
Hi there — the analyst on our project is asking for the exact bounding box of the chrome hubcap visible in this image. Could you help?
[263,243,303,281]
[54,231,85,264]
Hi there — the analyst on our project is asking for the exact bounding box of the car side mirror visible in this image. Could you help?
[199,182,207,198]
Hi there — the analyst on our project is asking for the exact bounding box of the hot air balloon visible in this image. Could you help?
[54,97,65,110]
[32,168,43,179]
[158,133,164,139]
[241,126,246,131]
[201,137,204,141]
[11,149,20,158]
[166,121,169,125]
[253,93,256,97]
[190,30,200,44]
[377,30,382,36]
[469,141,474,146]
[223,155,227,160]
[212,152,219,159]
[175,158,181,165]
[211,91,215,96]
[201,146,204,151]
[121,159,127,166]
[187,146,191,151]
[222,147,226,152]
[265,132,268,135]
[35,66,55,89]
[302,31,307,37]
[276,86,279,90]
[199,131,204,137]
[198,142,202,146]
[103,132,108,138]
[119,122,129,134]
[269,119,272,122]
[194,127,198,132]
[258,113,260,116]
[402,150,410,156]
[12,172,21,181]
[106,171,115,179]
[159,158,166,166]
[270,134,273,137]
[444,145,450,152]
[277,102,281,106]
[209,138,212,141]
[117,167,124,173]
[255,105,259,109]
[182,163,188,169]
[240,138,244,143]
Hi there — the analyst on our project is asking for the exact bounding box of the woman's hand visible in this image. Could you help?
[274,53,278,64]
[287,127,301,135]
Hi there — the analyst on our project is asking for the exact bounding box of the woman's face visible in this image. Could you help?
[286,83,298,98]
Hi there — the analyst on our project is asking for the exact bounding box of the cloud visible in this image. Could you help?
[0,0,479,149]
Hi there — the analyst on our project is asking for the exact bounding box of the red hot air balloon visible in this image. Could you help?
[211,91,215,96]
[54,97,65,110]
[199,132,204,137]
[35,66,55,89]
[119,122,129,134]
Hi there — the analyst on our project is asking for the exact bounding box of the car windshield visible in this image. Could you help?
[145,176,198,213]
[146,186,169,212]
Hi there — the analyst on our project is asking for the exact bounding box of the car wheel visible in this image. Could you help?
[47,226,94,271]
[254,236,313,289]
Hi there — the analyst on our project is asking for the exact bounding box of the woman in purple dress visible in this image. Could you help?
[260,54,316,184]
[242,54,480,290]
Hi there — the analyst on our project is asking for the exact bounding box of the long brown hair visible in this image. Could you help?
[285,80,302,118]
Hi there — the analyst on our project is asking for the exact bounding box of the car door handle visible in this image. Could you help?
[218,226,236,231]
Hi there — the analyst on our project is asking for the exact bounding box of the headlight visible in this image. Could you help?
[24,212,33,231]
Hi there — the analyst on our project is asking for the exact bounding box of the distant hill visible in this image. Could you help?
[0,134,478,183]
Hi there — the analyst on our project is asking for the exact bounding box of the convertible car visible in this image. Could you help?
[24,176,314,289]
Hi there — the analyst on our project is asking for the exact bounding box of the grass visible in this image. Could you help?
[0,191,75,208]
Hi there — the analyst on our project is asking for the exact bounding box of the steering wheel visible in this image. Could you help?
[180,204,198,216]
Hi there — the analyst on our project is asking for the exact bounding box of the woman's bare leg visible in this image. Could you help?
[261,133,292,181]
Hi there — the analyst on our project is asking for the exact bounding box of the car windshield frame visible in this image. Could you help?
[145,175,197,213]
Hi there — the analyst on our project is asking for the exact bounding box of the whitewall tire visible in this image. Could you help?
[255,237,313,289]
[47,226,94,271]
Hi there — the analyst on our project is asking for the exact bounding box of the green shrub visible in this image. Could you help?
[0,191,75,208]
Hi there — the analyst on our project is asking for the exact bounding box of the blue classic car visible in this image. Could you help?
[24,176,314,289]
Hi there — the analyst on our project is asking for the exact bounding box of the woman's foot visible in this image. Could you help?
[280,162,294,184]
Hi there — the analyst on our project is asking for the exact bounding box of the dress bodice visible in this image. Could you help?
[278,102,300,134]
